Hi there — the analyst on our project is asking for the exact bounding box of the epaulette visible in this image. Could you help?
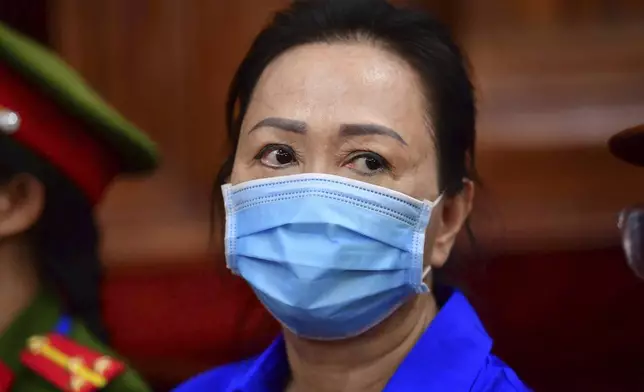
[20,333,125,391]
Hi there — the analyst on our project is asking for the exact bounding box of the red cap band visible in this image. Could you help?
[0,63,119,204]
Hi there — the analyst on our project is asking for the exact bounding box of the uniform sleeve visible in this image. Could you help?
[104,368,152,392]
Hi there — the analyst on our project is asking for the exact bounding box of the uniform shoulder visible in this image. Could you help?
[173,357,258,392]
[472,355,532,392]
[68,322,151,392]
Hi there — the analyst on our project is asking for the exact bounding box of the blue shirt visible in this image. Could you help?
[174,291,529,392]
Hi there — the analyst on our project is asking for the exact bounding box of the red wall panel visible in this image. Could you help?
[470,248,644,391]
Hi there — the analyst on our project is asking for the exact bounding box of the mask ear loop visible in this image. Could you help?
[420,193,444,282]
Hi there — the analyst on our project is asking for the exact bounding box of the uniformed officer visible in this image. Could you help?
[0,22,157,391]
[609,124,644,279]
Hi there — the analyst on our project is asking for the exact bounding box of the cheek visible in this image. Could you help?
[396,157,439,202]
[229,142,257,185]
[413,172,438,199]
[414,140,440,196]
[230,157,260,185]
[229,168,241,186]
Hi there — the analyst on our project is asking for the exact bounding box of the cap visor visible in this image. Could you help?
[609,125,644,167]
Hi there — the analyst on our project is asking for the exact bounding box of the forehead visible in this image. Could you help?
[245,42,430,140]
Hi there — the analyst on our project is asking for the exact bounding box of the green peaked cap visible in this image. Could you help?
[0,22,158,174]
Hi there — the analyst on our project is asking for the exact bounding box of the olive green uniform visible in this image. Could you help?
[0,293,150,391]
[0,20,158,392]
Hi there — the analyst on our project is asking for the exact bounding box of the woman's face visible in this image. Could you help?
[231,42,438,201]
[231,41,472,268]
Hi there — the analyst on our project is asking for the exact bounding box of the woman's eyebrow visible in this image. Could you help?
[340,123,407,146]
[249,117,307,134]
[248,117,407,146]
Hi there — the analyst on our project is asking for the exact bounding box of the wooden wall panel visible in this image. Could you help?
[460,0,644,30]
[50,0,289,262]
[0,0,49,44]
[464,23,644,254]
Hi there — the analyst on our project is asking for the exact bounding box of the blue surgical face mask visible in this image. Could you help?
[222,173,440,340]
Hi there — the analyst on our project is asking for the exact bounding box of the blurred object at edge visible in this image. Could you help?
[618,207,644,279]
[610,124,644,280]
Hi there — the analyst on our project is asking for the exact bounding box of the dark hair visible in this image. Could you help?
[212,0,477,282]
[0,138,108,342]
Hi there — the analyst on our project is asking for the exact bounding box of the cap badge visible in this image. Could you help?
[0,106,20,134]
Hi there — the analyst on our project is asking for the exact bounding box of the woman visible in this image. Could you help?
[0,23,155,391]
[176,1,528,391]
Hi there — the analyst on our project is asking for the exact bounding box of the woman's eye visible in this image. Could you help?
[345,153,389,176]
[256,145,297,168]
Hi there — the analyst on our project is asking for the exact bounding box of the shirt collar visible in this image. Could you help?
[0,291,62,372]
[384,291,492,391]
[232,290,492,392]
[228,336,289,392]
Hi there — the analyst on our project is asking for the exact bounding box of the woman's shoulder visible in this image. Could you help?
[172,357,259,392]
[472,355,532,392]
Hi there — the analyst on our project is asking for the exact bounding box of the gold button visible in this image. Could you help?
[94,356,112,375]
[27,336,48,354]
[69,376,85,391]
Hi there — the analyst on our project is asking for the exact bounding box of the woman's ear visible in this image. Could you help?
[0,174,45,239]
[425,179,474,268]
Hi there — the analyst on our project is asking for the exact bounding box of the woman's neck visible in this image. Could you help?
[284,293,437,392]
[0,239,39,335]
